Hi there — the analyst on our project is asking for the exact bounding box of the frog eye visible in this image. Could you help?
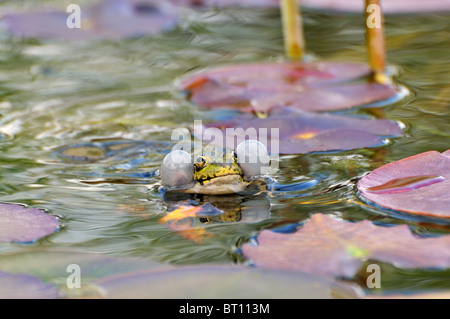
[194,156,207,169]
[199,217,212,224]
[235,140,270,178]
[160,150,193,188]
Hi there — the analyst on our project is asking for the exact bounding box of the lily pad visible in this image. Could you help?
[2,0,178,41]
[91,264,359,298]
[196,107,403,154]
[54,139,171,163]
[0,250,163,284]
[242,213,450,278]
[0,203,59,243]
[357,150,450,218]
[367,290,450,299]
[299,0,450,13]
[171,0,279,8]
[0,271,60,299]
[180,62,397,115]
[172,0,450,12]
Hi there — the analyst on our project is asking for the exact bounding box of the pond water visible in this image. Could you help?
[0,1,449,294]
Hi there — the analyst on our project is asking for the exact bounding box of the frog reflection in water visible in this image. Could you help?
[159,140,273,226]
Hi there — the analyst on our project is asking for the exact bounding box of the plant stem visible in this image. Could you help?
[365,0,389,84]
[280,0,305,61]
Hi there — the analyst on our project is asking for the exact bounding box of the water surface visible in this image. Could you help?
[0,1,449,292]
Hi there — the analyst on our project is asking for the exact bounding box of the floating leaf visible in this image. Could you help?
[367,290,450,299]
[2,0,178,40]
[172,0,450,12]
[196,107,402,154]
[54,139,171,163]
[52,139,169,185]
[299,0,450,13]
[55,144,108,163]
[0,250,163,284]
[357,150,450,218]
[171,0,279,8]
[0,203,59,243]
[91,264,359,298]
[180,62,397,115]
[242,213,450,278]
[0,271,60,299]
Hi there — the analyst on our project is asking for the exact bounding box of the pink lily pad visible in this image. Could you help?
[0,271,60,299]
[0,203,59,243]
[242,213,450,278]
[2,0,178,41]
[357,150,450,218]
[170,0,279,8]
[180,62,398,115]
[0,250,163,284]
[91,264,359,298]
[299,0,450,14]
[196,107,403,154]
[367,290,450,299]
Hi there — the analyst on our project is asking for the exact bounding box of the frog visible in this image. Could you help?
[54,138,272,229]
[160,140,272,195]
